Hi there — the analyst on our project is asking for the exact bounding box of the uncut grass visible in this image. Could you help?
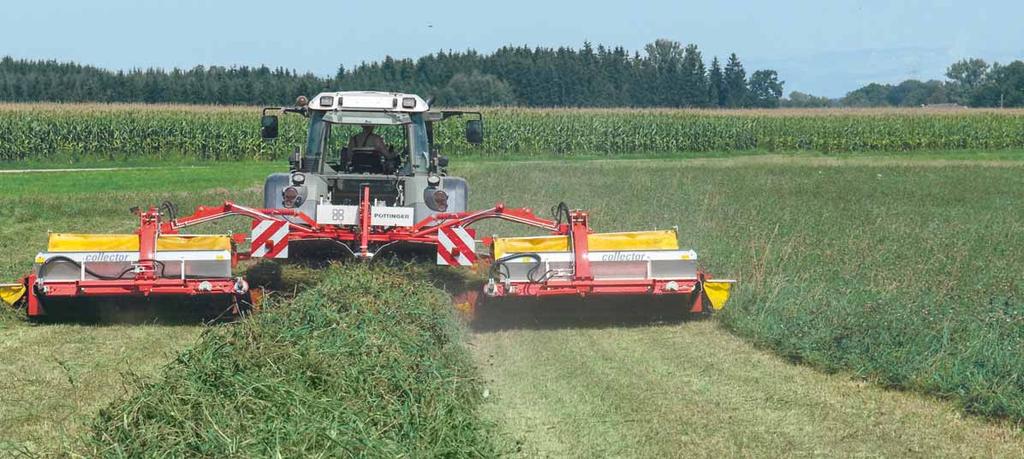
[456,159,1024,423]
[81,265,497,457]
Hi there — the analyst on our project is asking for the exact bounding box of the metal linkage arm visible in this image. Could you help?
[160,201,316,234]
[407,204,567,238]
[156,197,584,264]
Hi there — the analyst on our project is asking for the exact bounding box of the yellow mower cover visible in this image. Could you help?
[47,233,231,252]
[493,230,679,258]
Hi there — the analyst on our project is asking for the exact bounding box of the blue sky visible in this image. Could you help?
[2,0,1021,97]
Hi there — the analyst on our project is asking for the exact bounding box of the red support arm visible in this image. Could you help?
[160,201,317,234]
[569,211,592,281]
[359,185,371,258]
[156,200,572,260]
[136,208,160,281]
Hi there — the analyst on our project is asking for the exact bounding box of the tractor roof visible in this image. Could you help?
[307,91,429,113]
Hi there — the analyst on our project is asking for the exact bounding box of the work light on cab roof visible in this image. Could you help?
[305,91,430,112]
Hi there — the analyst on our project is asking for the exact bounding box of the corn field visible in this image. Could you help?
[2,104,1024,161]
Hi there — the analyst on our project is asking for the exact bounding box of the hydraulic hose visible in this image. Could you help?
[552,202,571,227]
[37,256,171,280]
[489,253,554,284]
[488,202,572,285]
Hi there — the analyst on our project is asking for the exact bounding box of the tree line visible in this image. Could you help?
[337,40,783,108]
[784,58,1024,108]
[0,57,330,105]
[0,40,783,108]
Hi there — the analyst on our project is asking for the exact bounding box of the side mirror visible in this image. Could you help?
[465,119,484,145]
[437,155,449,168]
[260,115,279,139]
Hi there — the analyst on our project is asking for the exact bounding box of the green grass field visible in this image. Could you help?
[2,154,1023,456]
[460,156,1024,455]
[0,166,273,454]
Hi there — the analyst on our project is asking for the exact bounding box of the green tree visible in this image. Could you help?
[841,83,893,107]
[643,39,684,72]
[680,44,708,106]
[887,80,949,106]
[0,44,787,108]
[781,91,833,108]
[945,58,988,104]
[708,57,724,107]
[748,70,784,108]
[439,71,516,106]
[722,53,748,108]
[971,61,1024,107]
[643,39,686,106]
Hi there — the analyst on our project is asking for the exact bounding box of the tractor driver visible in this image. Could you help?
[344,125,400,173]
[347,125,389,156]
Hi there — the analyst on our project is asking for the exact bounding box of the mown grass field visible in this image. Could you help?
[2,154,1023,456]
[0,165,275,454]
[467,157,1024,419]
[462,156,1024,455]
[2,103,1024,162]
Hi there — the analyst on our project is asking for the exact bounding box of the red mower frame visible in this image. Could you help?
[159,185,715,313]
[18,185,718,317]
[24,208,250,318]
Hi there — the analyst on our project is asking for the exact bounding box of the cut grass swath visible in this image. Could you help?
[81,265,498,457]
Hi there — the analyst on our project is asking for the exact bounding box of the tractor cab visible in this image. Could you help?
[259,92,482,250]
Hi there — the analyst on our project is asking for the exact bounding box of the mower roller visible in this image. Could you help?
[2,90,733,319]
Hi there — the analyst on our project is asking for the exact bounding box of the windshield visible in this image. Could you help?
[302,111,429,175]
[323,111,411,125]
[323,121,410,174]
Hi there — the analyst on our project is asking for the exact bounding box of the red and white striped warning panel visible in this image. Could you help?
[437,225,477,266]
[250,220,289,259]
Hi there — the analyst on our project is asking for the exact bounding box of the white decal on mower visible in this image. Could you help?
[251,220,289,258]
[316,204,359,225]
[315,204,414,227]
[81,253,132,262]
[599,252,650,262]
[370,207,415,227]
[437,226,477,266]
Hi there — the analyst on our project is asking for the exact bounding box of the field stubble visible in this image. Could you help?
[0,166,272,455]
[457,157,1024,425]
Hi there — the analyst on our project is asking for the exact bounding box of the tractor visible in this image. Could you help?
[258,91,483,258]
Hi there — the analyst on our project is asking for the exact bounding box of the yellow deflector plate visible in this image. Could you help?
[0,283,26,306]
[48,233,231,252]
[703,281,733,310]
[493,230,679,258]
